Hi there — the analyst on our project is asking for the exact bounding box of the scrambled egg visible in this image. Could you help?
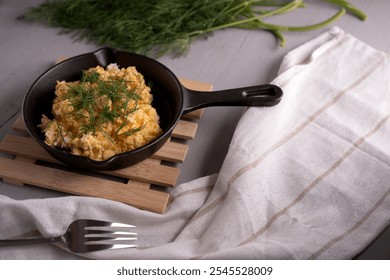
[40,64,162,161]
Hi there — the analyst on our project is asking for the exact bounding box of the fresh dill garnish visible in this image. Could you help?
[22,0,366,57]
[64,70,144,139]
[81,70,100,83]
[118,123,147,137]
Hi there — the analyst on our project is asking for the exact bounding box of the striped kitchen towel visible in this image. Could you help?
[195,26,390,259]
[1,27,389,259]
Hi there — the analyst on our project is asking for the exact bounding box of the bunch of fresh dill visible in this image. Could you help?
[23,0,366,57]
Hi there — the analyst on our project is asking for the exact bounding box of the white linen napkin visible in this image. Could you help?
[1,26,390,260]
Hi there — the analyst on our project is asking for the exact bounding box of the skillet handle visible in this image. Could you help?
[182,84,283,114]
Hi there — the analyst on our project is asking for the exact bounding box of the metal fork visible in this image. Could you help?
[0,219,137,253]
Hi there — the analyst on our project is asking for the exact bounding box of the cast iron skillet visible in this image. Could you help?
[23,47,283,171]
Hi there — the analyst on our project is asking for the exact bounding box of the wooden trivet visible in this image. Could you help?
[0,78,212,214]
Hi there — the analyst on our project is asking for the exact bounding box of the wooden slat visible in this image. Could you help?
[127,179,152,190]
[0,157,170,213]
[111,159,178,187]
[153,141,188,163]
[0,135,51,161]
[182,109,203,120]
[172,120,198,140]
[0,134,179,187]
[12,115,26,132]
[179,77,213,92]
[2,156,36,186]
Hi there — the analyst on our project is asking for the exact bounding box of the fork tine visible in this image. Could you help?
[109,222,136,228]
[85,237,137,244]
[84,244,137,251]
[85,223,136,232]
[110,244,137,249]
[85,233,137,241]
[84,221,135,227]
[84,236,137,249]
[85,232,137,238]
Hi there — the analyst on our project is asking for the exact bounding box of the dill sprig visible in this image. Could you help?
[22,0,366,57]
[64,70,143,139]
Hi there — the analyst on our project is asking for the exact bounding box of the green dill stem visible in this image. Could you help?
[322,0,367,20]
[218,0,258,18]
[246,5,344,47]
[252,0,305,9]
[257,0,304,18]
[242,0,303,46]
[256,8,346,32]
[246,0,304,46]
[189,0,363,47]
[187,1,344,47]
[269,29,286,47]
[187,0,303,37]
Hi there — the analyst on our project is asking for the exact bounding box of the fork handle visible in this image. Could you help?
[0,236,62,247]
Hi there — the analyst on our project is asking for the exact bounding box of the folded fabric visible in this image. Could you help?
[1,26,389,259]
